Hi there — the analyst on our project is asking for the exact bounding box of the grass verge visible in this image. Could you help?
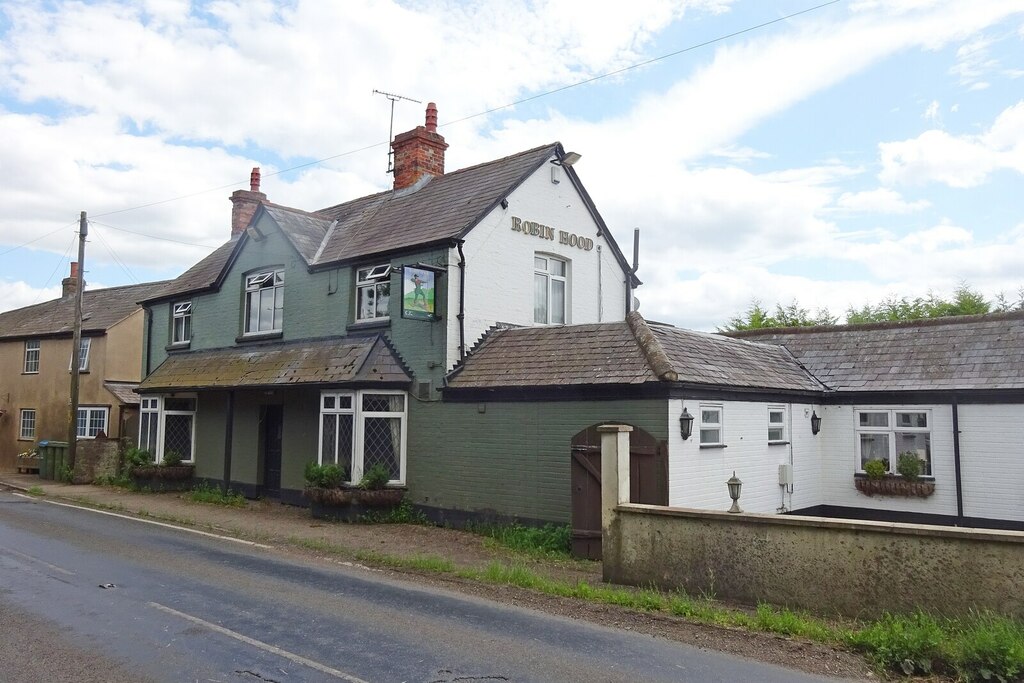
[25,485,45,496]
[467,523,573,559]
[187,482,246,507]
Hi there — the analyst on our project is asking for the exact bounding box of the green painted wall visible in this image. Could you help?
[407,398,668,524]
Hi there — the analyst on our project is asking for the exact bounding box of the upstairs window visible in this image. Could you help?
[69,337,91,372]
[768,406,787,443]
[699,405,723,446]
[356,264,391,321]
[534,255,567,324]
[24,340,40,373]
[172,301,192,344]
[245,269,284,334]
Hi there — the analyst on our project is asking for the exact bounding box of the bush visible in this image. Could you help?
[304,461,347,488]
[863,458,888,479]
[124,447,154,469]
[897,451,923,481]
[162,450,184,467]
[359,463,391,490]
[849,611,944,675]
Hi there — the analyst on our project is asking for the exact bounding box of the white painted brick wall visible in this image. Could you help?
[445,158,629,368]
[958,403,1024,522]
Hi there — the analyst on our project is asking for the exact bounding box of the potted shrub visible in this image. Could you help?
[896,451,923,481]
[127,448,195,491]
[303,461,404,521]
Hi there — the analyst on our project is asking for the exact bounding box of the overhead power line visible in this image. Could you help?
[0,221,77,258]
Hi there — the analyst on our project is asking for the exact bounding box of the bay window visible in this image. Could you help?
[137,395,196,463]
[319,390,406,484]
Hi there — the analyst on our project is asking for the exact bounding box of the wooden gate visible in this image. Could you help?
[570,425,667,560]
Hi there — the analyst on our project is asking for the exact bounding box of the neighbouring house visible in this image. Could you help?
[0,265,168,470]
[136,102,639,509]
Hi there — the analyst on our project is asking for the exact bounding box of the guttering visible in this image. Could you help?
[457,240,467,361]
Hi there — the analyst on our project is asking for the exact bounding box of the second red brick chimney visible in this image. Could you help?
[61,262,81,298]
[230,167,267,237]
[391,102,448,190]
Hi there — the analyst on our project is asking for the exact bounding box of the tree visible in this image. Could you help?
[719,299,837,332]
[845,283,992,324]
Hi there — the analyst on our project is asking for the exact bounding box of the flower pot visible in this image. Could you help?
[129,464,195,491]
[304,486,406,521]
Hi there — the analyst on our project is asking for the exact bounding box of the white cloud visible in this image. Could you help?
[834,188,931,214]
[0,279,62,313]
[923,99,941,123]
[879,100,1024,187]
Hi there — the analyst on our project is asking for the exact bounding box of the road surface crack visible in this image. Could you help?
[235,670,280,682]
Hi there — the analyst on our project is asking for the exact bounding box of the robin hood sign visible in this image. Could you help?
[402,266,435,320]
[510,216,594,251]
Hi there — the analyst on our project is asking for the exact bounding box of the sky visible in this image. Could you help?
[1,0,1022,331]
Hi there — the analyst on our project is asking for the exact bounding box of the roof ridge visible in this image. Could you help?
[626,312,677,381]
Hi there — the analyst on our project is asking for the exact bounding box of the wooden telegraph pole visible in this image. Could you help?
[67,211,88,473]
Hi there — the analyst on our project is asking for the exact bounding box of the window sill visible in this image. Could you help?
[768,441,790,446]
[17,437,35,442]
[236,331,283,343]
[166,342,191,352]
[699,444,727,449]
[347,319,390,332]
[22,372,39,375]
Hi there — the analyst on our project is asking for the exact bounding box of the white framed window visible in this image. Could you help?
[699,404,723,446]
[768,406,787,443]
[534,255,567,324]
[76,406,109,439]
[24,340,40,373]
[19,409,36,440]
[137,395,196,462]
[244,268,284,334]
[172,301,192,344]
[69,337,91,372]
[855,408,931,476]
[356,264,391,321]
[318,390,407,484]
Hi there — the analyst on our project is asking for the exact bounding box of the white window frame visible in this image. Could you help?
[244,268,284,335]
[69,337,91,372]
[172,301,192,344]
[318,389,407,485]
[355,264,392,321]
[24,340,40,373]
[137,395,196,463]
[855,408,931,476]
[76,406,109,439]
[139,397,160,454]
[19,409,36,440]
[533,254,568,325]
[699,404,724,446]
[767,405,787,444]
[319,392,355,475]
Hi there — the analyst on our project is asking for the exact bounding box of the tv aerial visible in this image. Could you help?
[373,89,421,174]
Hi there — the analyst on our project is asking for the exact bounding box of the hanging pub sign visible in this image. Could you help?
[402,266,436,320]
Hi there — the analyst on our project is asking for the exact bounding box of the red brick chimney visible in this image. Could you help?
[230,167,267,237]
[61,262,81,298]
[391,102,448,190]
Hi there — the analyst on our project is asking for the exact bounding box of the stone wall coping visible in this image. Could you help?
[617,503,1024,544]
[597,424,634,433]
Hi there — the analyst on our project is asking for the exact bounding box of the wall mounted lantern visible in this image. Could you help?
[726,471,743,513]
[810,410,822,435]
[680,407,694,440]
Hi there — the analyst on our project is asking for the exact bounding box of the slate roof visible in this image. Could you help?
[139,336,411,391]
[446,313,822,392]
[104,382,141,405]
[730,311,1024,392]
[0,281,169,340]
[146,142,637,303]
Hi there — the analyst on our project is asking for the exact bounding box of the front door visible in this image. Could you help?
[570,424,667,560]
[261,405,283,497]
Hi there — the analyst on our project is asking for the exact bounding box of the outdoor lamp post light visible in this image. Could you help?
[811,410,822,435]
[680,407,694,440]
[726,471,743,513]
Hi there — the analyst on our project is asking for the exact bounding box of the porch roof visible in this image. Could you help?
[139,335,411,392]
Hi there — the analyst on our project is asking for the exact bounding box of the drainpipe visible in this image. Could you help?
[951,394,964,524]
[457,241,466,361]
[145,308,153,377]
[222,391,234,494]
[625,228,639,317]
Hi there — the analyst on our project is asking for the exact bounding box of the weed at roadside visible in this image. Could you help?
[358,500,429,524]
[26,485,44,496]
[187,482,246,507]
[469,523,572,559]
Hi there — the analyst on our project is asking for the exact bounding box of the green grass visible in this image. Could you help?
[186,482,246,507]
[468,523,573,559]
[354,550,455,573]
[25,485,44,496]
[358,500,429,525]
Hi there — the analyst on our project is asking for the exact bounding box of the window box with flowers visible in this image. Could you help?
[303,462,405,521]
[855,453,935,498]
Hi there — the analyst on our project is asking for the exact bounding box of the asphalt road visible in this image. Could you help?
[0,490,844,682]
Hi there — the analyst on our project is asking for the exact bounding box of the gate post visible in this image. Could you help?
[598,424,631,580]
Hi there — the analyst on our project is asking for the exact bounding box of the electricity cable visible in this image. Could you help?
[90,222,139,283]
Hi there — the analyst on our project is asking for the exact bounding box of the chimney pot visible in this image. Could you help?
[62,261,81,298]
[230,166,267,237]
[250,167,261,192]
[425,102,438,133]
[70,262,79,279]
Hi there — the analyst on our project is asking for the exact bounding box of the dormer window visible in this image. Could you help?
[172,301,192,344]
[245,268,284,334]
[356,264,391,321]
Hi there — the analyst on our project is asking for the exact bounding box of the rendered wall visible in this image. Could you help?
[605,503,1024,618]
